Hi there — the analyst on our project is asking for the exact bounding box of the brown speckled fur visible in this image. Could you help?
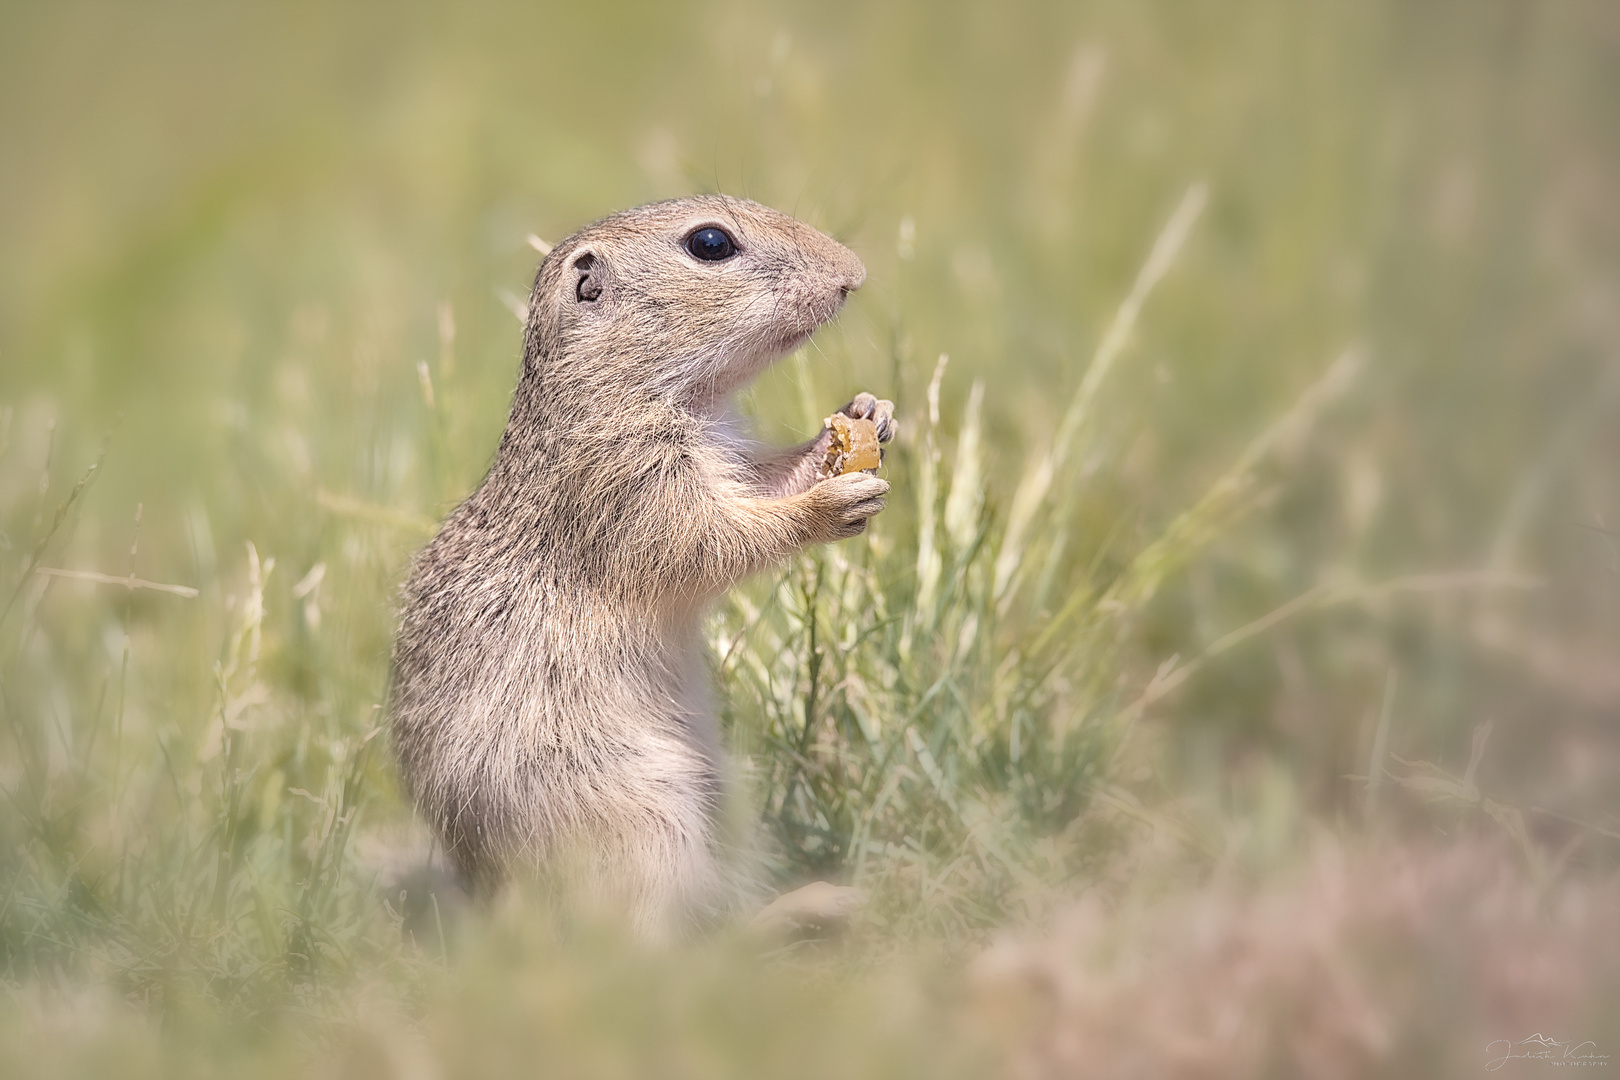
[388,196,893,937]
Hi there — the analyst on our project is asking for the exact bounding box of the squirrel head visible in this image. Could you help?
[522,195,865,408]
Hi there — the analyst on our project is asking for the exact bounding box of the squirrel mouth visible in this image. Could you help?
[773,290,848,356]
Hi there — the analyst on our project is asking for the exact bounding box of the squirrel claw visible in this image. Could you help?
[804,472,888,541]
[840,392,897,443]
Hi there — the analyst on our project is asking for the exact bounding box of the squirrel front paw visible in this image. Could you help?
[803,472,889,541]
[838,392,897,443]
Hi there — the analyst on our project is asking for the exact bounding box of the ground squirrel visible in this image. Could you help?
[388,195,895,938]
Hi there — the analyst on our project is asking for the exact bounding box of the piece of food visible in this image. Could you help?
[822,413,882,476]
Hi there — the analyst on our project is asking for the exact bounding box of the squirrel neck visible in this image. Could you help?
[483,359,722,503]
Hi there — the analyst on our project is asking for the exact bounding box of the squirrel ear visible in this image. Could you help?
[573,251,605,303]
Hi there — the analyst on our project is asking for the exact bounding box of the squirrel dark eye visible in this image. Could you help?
[686,227,736,261]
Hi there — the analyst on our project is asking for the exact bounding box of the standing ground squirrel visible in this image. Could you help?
[388,196,895,937]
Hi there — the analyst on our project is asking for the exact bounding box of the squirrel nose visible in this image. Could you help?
[840,257,867,295]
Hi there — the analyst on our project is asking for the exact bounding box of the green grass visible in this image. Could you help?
[2,0,1618,1074]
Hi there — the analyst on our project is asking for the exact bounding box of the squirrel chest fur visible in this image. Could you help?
[388,196,894,936]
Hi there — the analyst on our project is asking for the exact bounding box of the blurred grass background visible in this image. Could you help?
[2,0,1618,1074]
